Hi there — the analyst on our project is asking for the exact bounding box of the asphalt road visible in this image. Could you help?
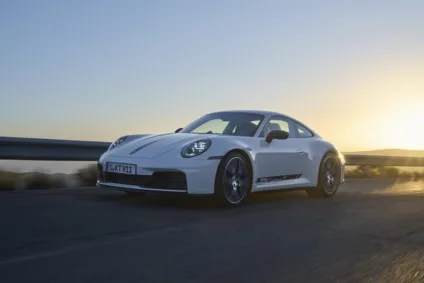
[1,179,424,283]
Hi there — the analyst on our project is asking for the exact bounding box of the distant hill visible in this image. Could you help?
[343,149,424,158]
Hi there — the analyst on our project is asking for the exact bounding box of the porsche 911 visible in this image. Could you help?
[97,110,345,206]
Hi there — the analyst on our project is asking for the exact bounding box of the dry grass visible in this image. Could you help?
[0,170,19,191]
[345,166,424,181]
[0,170,70,190]
[75,164,97,187]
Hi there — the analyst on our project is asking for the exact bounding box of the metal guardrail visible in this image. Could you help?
[0,136,423,166]
[0,137,111,161]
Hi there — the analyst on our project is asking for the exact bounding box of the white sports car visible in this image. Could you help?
[97,110,345,206]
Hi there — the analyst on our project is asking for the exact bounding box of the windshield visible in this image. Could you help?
[180,112,265,137]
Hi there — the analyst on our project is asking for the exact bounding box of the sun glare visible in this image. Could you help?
[378,100,424,150]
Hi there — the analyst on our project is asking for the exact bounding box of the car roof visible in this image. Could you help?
[208,109,300,122]
[208,109,283,116]
[207,109,320,137]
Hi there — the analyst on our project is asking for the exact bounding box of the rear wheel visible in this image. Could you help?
[307,152,341,198]
[214,152,252,206]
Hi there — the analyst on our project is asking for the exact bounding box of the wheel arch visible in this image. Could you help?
[227,149,254,177]
[316,149,341,183]
[324,148,339,157]
[213,148,254,192]
[308,142,341,186]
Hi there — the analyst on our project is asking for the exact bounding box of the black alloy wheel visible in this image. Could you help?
[215,152,252,206]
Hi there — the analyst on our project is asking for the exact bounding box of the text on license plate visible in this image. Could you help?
[106,163,136,175]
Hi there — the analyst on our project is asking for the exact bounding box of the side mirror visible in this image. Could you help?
[265,130,289,143]
[175,128,183,133]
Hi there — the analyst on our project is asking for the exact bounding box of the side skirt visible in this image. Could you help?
[252,174,313,192]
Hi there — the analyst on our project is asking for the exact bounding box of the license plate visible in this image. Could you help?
[106,162,136,175]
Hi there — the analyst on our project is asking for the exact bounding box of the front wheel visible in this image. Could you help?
[307,152,341,198]
[214,152,252,206]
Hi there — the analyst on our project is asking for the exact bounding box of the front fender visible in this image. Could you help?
[205,137,253,158]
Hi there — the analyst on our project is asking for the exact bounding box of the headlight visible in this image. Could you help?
[108,136,128,151]
[181,139,211,158]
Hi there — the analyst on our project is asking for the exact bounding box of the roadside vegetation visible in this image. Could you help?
[75,164,97,187]
[0,164,97,191]
[0,170,19,191]
[0,170,71,191]
[0,164,423,191]
[344,165,424,180]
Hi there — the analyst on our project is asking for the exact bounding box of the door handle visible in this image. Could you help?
[296,150,307,154]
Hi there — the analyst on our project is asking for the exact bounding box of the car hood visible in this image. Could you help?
[108,133,211,158]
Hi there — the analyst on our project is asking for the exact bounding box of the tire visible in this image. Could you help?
[214,152,252,206]
[307,152,341,198]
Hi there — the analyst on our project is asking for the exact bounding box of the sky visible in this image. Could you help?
[1,0,424,154]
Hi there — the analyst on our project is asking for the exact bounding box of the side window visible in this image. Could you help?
[295,123,313,138]
[259,117,291,137]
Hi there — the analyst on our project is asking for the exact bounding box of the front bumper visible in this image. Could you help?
[96,153,221,195]
[97,169,189,193]
[97,181,189,194]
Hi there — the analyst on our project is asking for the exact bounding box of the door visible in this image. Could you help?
[292,121,316,184]
[254,117,305,190]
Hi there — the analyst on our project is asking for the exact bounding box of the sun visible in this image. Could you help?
[392,113,424,149]
[378,101,424,150]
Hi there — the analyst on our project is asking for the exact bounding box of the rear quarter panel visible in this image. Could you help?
[306,137,341,186]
